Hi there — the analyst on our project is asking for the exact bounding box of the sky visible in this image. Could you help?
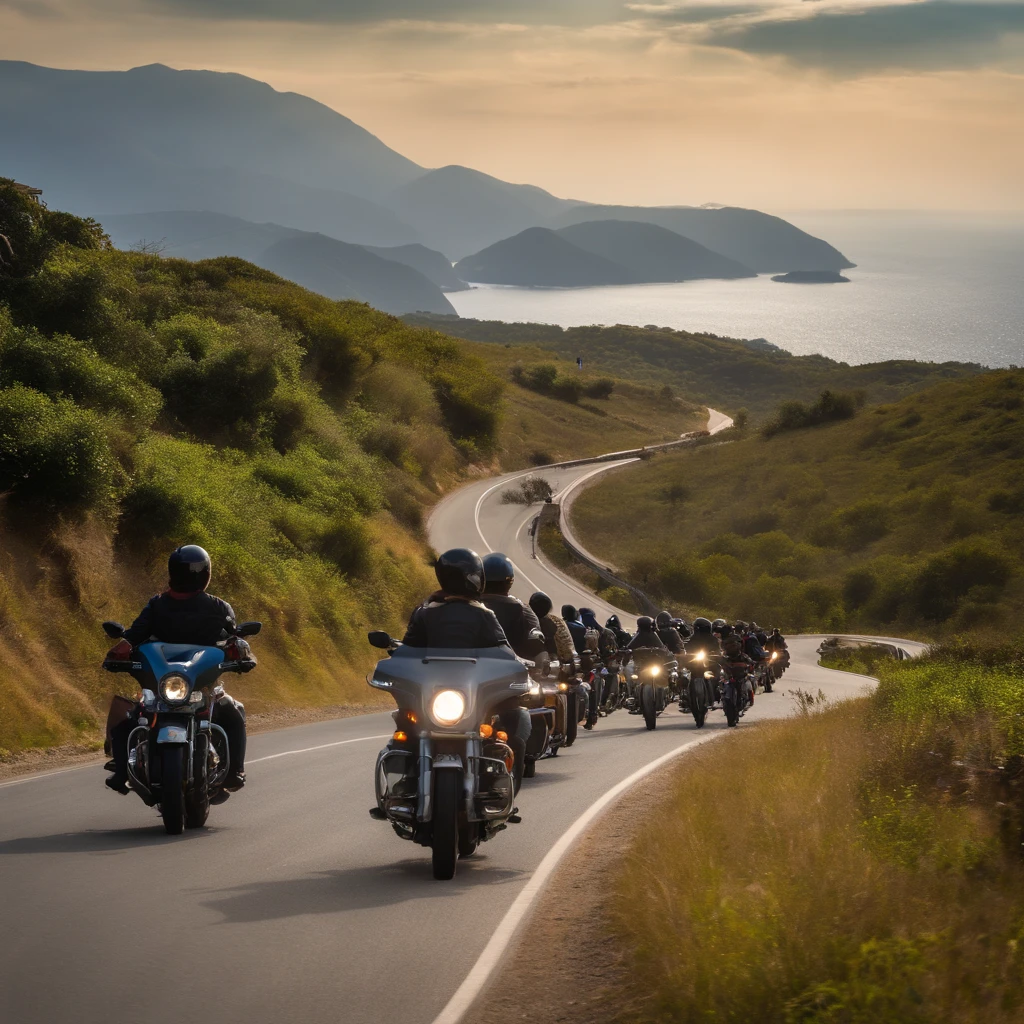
[2,0,1023,210]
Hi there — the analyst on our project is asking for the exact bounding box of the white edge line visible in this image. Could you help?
[429,730,727,1024]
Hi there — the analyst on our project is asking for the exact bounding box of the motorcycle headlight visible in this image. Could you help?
[529,684,541,696]
[771,652,778,660]
[160,674,191,703]
[558,682,568,692]
[695,651,706,662]
[704,671,715,680]
[648,665,661,677]
[631,673,639,680]
[431,689,466,726]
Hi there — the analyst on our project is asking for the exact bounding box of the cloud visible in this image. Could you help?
[682,1,1024,72]
[130,0,628,25]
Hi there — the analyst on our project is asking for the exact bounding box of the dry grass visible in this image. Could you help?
[612,681,1024,1023]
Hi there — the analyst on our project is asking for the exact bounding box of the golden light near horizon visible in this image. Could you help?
[1,0,1022,209]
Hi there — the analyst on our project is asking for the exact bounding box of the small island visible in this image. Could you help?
[772,270,851,284]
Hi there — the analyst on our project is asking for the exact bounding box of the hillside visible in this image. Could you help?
[101,211,458,313]
[404,315,982,416]
[0,181,496,757]
[550,204,854,272]
[387,165,576,260]
[256,234,455,315]
[567,370,1024,635]
[455,227,634,287]
[558,219,755,281]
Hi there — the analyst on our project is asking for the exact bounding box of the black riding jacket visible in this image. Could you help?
[627,627,668,652]
[480,594,545,658]
[123,591,236,648]
[656,626,685,654]
[685,631,722,658]
[402,592,508,649]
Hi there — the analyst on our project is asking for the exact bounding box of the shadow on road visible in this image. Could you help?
[200,858,527,924]
[0,825,214,855]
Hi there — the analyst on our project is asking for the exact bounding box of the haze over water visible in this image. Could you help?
[450,212,1024,369]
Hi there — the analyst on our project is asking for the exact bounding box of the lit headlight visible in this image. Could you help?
[529,684,541,696]
[160,674,190,703]
[431,690,466,726]
[695,651,706,662]
[558,682,569,692]
[771,651,778,660]
[648,665,661,677]
[631,673,639,680]
[704,671,715,680]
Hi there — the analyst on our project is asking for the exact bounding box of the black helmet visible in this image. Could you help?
[561,604,579,622]
[712,618,727,633]
[168,545,211,593]
[693,616,712,633]
[482,552,515,585]
[434,548,485,598]
[636,615,654,631]
[655,610,672,628]
[529,591,552,618]
[606,614,621,629]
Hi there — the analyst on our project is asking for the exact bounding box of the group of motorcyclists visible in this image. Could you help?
[99,543,789,842]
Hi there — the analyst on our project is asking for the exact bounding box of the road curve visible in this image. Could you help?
[0,411,922,1024]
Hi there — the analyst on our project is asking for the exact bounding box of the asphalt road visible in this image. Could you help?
[0,412,925,1024]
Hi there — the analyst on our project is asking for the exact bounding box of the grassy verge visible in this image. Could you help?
[536,519,638,613]
[570,370,1024,636]
[819,644,901,678]
[611,648,1024,1023]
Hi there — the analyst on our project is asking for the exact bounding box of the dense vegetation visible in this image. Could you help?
[570,370,1024,636]
[0,180,502,755]
[404,314,982,418]
[613,643,1024,1023]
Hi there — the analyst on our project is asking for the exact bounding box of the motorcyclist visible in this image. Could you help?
[103,545,250,796]
[605,614,633,648]
[672,617,693,641]
[401,548,532,796]
[529,591,576,664]
[627,615,668,651]
[722,630,755,706]
[480,553,546,660]
[580,608,618,728]
[654,611,685,654]
[561,605,589,656]
[685,617,722,658]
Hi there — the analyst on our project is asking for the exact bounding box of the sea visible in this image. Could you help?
[448,211,1024,368]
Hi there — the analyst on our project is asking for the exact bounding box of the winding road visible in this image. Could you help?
[0,411,925,1024]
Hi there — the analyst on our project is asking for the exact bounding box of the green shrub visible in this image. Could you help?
[0,385,117,511]
[912,540,1013,621]
[762,389,859,438]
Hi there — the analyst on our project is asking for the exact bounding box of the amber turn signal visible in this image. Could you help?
[479,723,494,738]
[496,731,508,742]
[558,682,568,691]
[393,730,408,742]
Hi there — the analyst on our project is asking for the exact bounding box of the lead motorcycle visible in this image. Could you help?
[625,648,675,730]
[101,619,260,834]
[368,631,524,880]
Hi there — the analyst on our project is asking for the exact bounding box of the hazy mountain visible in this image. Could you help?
[557,220,755,281]
[101,211,455,315]
[0,61,421,200]
[550,205,854,272]
[363,243,468,292]
[1,60,854,269]
[389,166,577,260]
[455,227,634,287]
[258,233,456,315]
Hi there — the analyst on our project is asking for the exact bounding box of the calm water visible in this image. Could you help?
[450,211,1024,368]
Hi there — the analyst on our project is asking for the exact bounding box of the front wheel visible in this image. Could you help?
[640,682,657,731]
[689,677,708,728]
[564,692,580,747]
[523,758,537,779]
[723,689,739,727]
[185,734,210,829]
[159,747,186,835]
[431,770,461,880]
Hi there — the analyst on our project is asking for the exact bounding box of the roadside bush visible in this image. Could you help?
[912,539,1013,621]
[500,477,554,504]
[0,385,117,511]
[762,389,859,438]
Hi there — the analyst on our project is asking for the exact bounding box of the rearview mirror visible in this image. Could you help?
[368,630,395,649]
[102,621,125,639]
[236,621,262,637]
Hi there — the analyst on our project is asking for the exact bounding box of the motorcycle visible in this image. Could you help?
[681,649,717,728]
[625,648,674,730]
[722,660,754,727]
[521,658,569,778]
[101,618,260,835]
[367,631,523,880]
[562,656,590,747]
